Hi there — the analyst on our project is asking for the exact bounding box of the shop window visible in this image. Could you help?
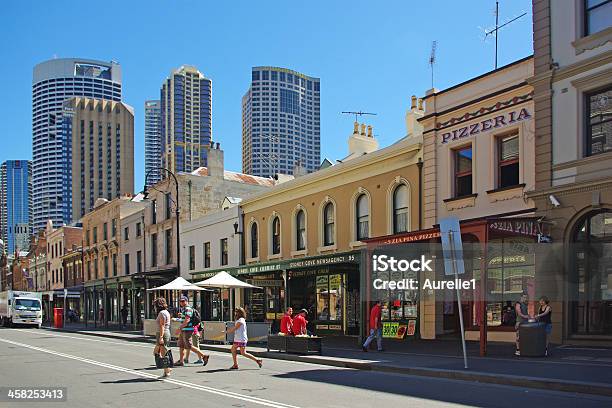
[189,245,195,270]
[393,184,409,234]
[296,210,306,250]
[323,202,335,246]
[454,146,473,197]
[586,86,612,156]
[220,238,228,266]
[203,242,211,268]
[316,274,343,321]
[136,251,142,273]
[498,134,519,188]
[272,217,281,254]
[356,194,369,240]
[250,223,258,258]
[480,237,535,327]
[585,0,612,36]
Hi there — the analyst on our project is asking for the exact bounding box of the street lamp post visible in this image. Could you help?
[143,168,181,278]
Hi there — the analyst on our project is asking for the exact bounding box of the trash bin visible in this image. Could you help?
[53,308,64,329]
[519,322,546,356]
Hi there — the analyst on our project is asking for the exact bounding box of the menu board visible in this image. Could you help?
[250,291,265,321]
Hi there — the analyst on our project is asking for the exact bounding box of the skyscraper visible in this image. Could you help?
[160,65,212,175]
[0,160,32,254]
[144,100,162,186]
[32,58,122,231]
[60,97,135,222]
[242,67,320,177]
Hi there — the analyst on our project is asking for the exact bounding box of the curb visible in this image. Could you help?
[43,328,612,397]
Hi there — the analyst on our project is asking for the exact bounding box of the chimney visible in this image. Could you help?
[347,122,379,159]
[207,141,224,179]
[292,159,307,177]
[405,95,425,138]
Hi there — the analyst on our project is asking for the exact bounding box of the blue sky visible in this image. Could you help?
[0,0,533,190]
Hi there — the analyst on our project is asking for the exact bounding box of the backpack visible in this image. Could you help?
[190,308,201,327]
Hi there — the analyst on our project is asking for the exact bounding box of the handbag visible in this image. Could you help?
[155,346,174,369]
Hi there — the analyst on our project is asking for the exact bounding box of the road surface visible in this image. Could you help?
[0,327,610,408]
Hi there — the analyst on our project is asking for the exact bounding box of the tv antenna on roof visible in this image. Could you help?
[429,41,437,89]
[483,1,527,69]
[341,111,377,122]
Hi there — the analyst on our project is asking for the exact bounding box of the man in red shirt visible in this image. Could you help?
[292,309,308,335]
[280,307,293,335]
[362,300,383,352]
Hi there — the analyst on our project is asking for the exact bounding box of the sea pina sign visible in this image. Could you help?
[489,219,539,237]
[440,108,531,144]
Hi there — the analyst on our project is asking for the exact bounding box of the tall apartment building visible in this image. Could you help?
[61,97,135,222]
[242,67,320,177]
[0,160,32,254]
[32,58,122,232]
[160,66,212,175]
[144,100,162,186]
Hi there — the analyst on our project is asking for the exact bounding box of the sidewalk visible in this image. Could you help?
[41,324,612,397]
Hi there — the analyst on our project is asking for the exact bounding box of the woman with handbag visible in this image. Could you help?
[153,297,172,377]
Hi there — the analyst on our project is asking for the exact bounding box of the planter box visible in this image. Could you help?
[267,335,288,352]
[286,336,322,355]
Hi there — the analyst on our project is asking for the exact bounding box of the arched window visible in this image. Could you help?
[323,202,335,246]
[296,210,306,250]
[356,194,369,240]
[393,184,409,234]
[250,223,258,258]
[570,210,612,336]
[272,217,281,255]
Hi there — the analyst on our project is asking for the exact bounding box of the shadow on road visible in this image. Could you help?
[272,369,608,408]
[101,378,160,384]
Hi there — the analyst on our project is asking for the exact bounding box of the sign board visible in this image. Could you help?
[406,320,417,336]
[382,322,399,338]
[439,216,465,276]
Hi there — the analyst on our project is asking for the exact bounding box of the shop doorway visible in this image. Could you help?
[571,210,612,336]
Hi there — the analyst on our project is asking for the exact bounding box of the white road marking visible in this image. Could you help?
[6,329,331,368]
[0,336,300,408]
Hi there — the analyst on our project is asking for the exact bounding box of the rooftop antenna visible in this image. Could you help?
[483,1,527,69]
[341,111,377,122]
[429,41,437,89]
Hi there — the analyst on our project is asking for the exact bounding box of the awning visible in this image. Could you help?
[193,271,261,289]
[146,276,210,291]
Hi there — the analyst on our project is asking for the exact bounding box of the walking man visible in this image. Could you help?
[362,300,383,352]
[120,306,128,330]
[175,296,209,366]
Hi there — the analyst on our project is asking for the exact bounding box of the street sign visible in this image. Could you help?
[439,216,468,369]
[439,217,465,276]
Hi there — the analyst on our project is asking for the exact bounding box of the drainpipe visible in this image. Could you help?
[417,157,423,230]
[188,180,193,221]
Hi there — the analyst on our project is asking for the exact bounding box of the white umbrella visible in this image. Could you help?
[193,271,261,321]
[193,271,261,289]
[147,276,210,291]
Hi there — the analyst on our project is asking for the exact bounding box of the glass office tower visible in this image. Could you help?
[0,160,32,254]
[242,67,320,177]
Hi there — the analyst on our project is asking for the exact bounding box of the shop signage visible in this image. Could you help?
[246,279,283,287]
[406,320,416,336]
[329,324,342,331]
[489,219,538,237]
[440,108,531,144]
[288,253,357,269]
[316,324,329,330]
[236,262,284,276]
[379,231,441,245]
[382,322,399,338]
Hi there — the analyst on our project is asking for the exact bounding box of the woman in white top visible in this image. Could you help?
[226,307,263,370]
